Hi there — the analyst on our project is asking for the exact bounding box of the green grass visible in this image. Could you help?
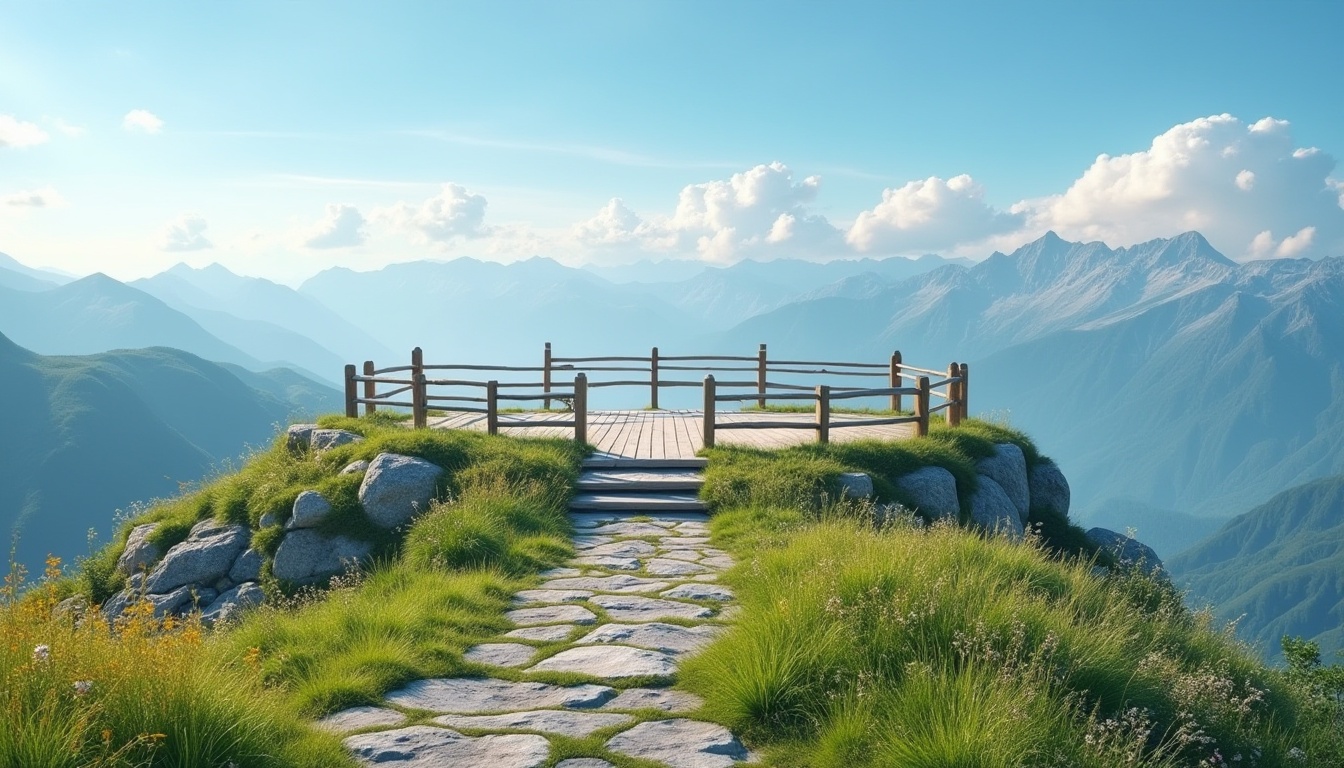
[78,418,585,601]
[682,505,1344,767]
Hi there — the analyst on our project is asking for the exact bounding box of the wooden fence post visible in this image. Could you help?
[362,360,377,415]
[344,364,358,417]
[486,380,499,436]
[946,362,961,427]
[650,346,660,410]
[959,363,969,421]
[889,351,903,412]
[915,376,930,437]
[574,373,588,443]
[757,343,768,409]
[543,342,552,410]
[816,384,830,444]
[411,346,423,385]
[703,375,716,449]
[412,373,427,429]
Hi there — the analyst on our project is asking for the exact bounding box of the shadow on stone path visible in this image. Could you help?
[320,510,758,768]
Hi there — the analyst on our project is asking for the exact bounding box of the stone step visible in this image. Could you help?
[582,456,708,470]
[569,491,708,512]
[577,469,705,492]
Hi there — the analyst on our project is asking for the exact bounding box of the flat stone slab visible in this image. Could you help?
[577,622,721,655]
[644,558,712,576]
[556,761,616,768]
[505,625,576,642]
[316,705,408,733]
[675,537,710,546]
[540,567,582,578]
[573,555,642,570]
[528,645,677,678]
[540,575,671,594]
[700,555,736,570]
[345,725,550,768]
[572,536,615,550]
[464,643,535,668]
[435,709,634,738]
[506,604,597,626]
[386,678,614,713]
[658,549,703,562]
[585,540,658,557]
[662,583,735,602]
[589,522,678,537]
[675,522,711,534]
[590,594,715,622]
[512,589,593,604]
[605,719,750,768]
[601,687,705,713]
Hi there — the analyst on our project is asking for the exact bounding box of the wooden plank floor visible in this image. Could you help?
[427,410,916,460]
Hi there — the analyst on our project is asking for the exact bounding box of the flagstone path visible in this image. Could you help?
[319,458,758,768]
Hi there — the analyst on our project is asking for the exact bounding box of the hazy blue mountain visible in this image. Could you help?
[582,258,712,284]
[0,263,59,292]
[0,331,339,574]
[132,263,394,369]
[721,232,1239,364]
[0,251,74,287]
[0,274,273,368]
[1081,498,1222,559]
[1168,474,1344,664]
[973,255,1344,551]
[299,256,704,370]
[647,254,970,328]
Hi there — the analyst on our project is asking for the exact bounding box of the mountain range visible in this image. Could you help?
[1169,473,1344,664]
[0,331,339,574]
[1,234,1341,654]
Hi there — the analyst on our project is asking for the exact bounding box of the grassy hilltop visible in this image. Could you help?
[3,415,1342,767]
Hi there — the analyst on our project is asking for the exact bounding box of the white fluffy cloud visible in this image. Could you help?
[379,183,489,245]
[847,174,1023,253]
[122,109,164,134]
[303,204,367,249]
[159,214,212,251]
[573,162,843,262]
[2,187,65,207]
[1019,114,1344,260]
[0,115,50,148]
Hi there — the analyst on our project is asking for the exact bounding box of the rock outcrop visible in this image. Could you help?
[1086,527,1163,573]
[895,466,960,521]
[272,529,373,585]
[116,523,161,575]
[1029,459,1070,519]
[976,443,1029,524]
[970,476,1023,538]
[143,521,249,594]
[359,452,444,528]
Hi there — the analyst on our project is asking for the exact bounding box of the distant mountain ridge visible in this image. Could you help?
[0,332,340,574]
[1168,474,1344,664]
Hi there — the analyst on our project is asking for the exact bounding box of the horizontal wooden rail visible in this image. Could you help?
[345,345,968,446]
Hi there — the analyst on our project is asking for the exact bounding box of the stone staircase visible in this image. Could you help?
[324,453,757,767]
[569,457,709,515]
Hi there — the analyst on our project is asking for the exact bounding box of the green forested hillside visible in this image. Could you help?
[0,332,338,573]
[1168,474,1344,663]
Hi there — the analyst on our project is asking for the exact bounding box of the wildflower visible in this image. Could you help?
[73,680,93,696]
[33,644,50,662]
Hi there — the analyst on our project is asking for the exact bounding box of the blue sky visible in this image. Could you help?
[2,1,1342,283]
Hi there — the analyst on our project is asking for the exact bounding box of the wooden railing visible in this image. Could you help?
[343,343,968,445]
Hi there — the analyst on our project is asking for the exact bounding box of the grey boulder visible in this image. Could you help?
[116,523,161,575]
[272,529,372,585]
[835,472,874,499]
[1029,459,1070,519]
[1086,528,1163,573]
[344,726,550,768]
[285,423,317,452]
[969,476,1024,539]
[605,718,750,768]
[358,453,444,529]
[895,466,960,521]
[228,548,263,583]
[287,490,332,529]
[976,443,1029,524]
[143,523,250,594]
[309,429,362,452]
[340,459,370,475]
[201,581,264,625]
